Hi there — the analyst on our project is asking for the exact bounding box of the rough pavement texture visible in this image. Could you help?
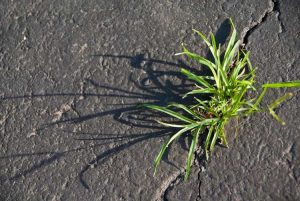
[0,0,299,200]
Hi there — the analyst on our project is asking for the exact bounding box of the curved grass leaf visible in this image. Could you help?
[143,104,195,123]
[268,93,293,125]
[223,18,237,64]
[153,124,198,175]
[176,44,219,88]
[185,126,202,180]
[210,129,219,152]
[184,88,217,98]
[168,103,203,120]
[181,68,214,89]
[156,121,190,128]
[192,29,211,49]
[205,124,215,159]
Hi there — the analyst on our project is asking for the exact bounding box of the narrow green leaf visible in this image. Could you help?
[176,45,216,69]
[268,93,293,125]
[156,121,189,128]
[143,104,195,123]
[246,53,254,71]
[184,88,217,97]
[197,118,219,125]
[181,68,214,89]
[217,62,229,86]
[193,29,220,68]
[224,18,237,62]
[263,81,300,88]
[205,125,215,159]
[229,85,248,114]
[177,44,220,83]
[269,109,286,125]
[192,29,211,48]
[269,93,293,110]
[191,97,210,111]
[230,51,250,80]
[185,126,202,180]
[249,87,268,113]
[168,103,203,120]
[223,40,240,71]
[219,122,228,147]
[210,33,221,67]
[153,124,198,175]
[210,130,218,152]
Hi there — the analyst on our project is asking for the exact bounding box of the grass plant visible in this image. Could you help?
[143,18,300,180]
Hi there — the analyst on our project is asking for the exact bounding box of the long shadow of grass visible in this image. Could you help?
[0,54,198,189]
[65,54,199,189]
[1,19,231,189]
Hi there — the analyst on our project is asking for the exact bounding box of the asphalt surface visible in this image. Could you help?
[0,0,299,200]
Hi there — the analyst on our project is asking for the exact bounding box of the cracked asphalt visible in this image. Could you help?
[0,0,299,200]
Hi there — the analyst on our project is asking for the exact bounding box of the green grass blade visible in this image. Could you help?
[153,124,198,175]
[217,44,221,66]
[209,33,225,87]
[176,45,219,86]
[184,88,217,97]
[177,54,218,85]
[191,97,210,111]
[210,129,219,152]
[198,118,219,125]
[192,29,211,48]
[181,68,214,89]
[269,109,286,125]
[268,93,293,125]
[249,87,267,114]
[224,18,237,62]
[229,85,248,115]
[168,103,203,120]
[246,53,254,71]
[263,81,300,88]
[176,45,216,69]
[219,122,228,147]
[269,93,293,110]
[205,125,215,159]
[223,40,240,71]
[143,104,195,123]
[230,51,250,80]
[156,121,190,128]
[185,126,202,180]
[217,63,229,86]
[193,29,220,67]
[210,33,221,67]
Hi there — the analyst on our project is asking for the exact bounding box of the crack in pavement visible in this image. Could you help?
[273,0,286,35]
[162,145,206,201]
[241,0,285,46]
[153,171,183,201]
[162,173,182,201]
[196,152,207,201]
[196,168,203,201]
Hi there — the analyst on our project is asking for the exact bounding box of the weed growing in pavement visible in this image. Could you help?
[142,18,300,180]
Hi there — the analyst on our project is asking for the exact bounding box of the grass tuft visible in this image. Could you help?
[143,18,300,180]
